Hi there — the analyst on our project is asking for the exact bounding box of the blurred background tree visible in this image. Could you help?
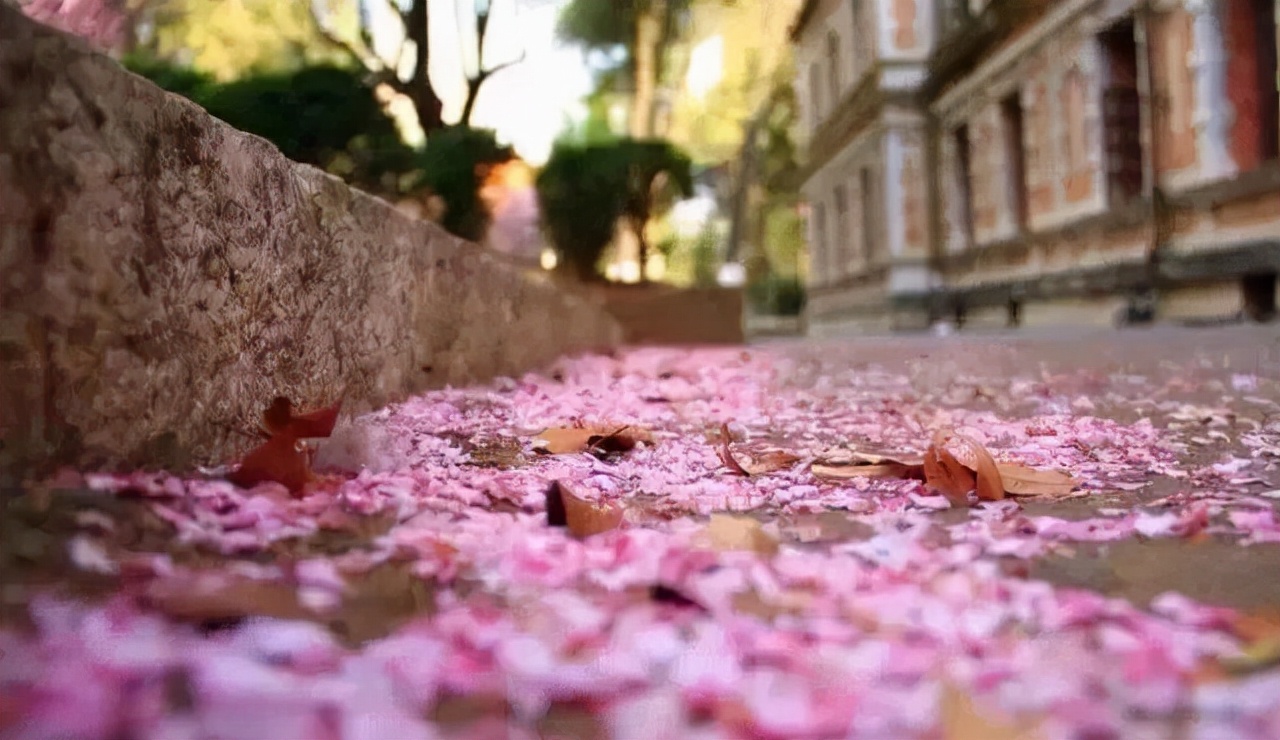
[536,137,692,282]
[22,0,804,309]
[556,0,692,138]
[415,125,514,241]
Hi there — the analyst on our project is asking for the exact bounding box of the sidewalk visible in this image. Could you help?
[3,327,1280,739]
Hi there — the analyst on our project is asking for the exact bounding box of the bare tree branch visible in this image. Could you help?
[312,15,387,73]
[461,50,526,124]
[459,0,526,125]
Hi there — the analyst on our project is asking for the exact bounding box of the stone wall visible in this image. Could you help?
[0,6,622,483]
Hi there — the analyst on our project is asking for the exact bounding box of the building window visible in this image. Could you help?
[1100,18,1144,204]
[809,62,823,129]
[813,201,829,283]
[833,182,850,275]
[859,167,876,262]
[954,124,974,246]
[1224,0,1280,169]
[826,30,842,107]
[999,93,1029,230]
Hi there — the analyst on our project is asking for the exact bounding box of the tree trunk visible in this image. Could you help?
[461,77,483,125]
[630,214,651,281]
[406,0,445,133]
[629,0,668,138]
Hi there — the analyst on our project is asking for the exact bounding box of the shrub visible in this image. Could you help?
[536,137,693,282]
[414,126,514,242]
[747,274,806,316]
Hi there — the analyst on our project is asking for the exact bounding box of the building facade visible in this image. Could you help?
[792,0,1280,333]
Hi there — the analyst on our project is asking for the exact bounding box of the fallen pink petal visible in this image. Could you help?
[3,342,1280,739]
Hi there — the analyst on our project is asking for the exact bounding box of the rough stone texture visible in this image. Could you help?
[0,6,621,482]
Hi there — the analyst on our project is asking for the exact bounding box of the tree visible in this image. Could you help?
[613,138,693,272]
[312,0,526,133]
[136,0,349,81]
[458,0,526,125]
[312,0,446,132]
[536,142,622,281]
[557,0,693,138]
[536,137,693,282]
[414,125,514,241]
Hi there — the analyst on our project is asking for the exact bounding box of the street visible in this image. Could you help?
[3,325,1280,739]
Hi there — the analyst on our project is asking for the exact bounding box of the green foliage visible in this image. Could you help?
[122,53,213,99]
[747,274,806,316]
[689,222,721,287]
[127,58,417,197]
[142,0,348,81]
[414,126,515,242]
[536,142,624,281]
[612,138,694,227]
[536,136,695,281]
[762,199,804,276]
[556,0,635,51]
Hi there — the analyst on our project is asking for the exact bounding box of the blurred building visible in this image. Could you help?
[792,0,1280,334]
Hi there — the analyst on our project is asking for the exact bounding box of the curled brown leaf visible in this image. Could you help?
[923,442,977,506]
[996,463,1076,496]
[534,425,653,456]
[228,397,343,495]
[545,481,624,538]
[811,462,925,480]
[716,424,750,476]
[946,432,1005,502]
[717,424,800,476]
[703,514,779,556]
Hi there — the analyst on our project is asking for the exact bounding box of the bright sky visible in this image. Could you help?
[367,0,596,164]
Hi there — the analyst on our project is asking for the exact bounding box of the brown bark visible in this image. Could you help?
[404,0,444,132]
[629,0,668,138]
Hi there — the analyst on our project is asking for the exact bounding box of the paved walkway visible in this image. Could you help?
[3,326,1280,739]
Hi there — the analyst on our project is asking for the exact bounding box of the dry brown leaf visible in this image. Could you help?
[534,425,653,456]
[996,463,1076,496]
[227,433,314,494]
[227,397,343,495]
[923,443,977,506]
[716,425,800,476]
[811,461,925,480]
[262,396,343,439]
[940,684,1046,740]
[732,587,812,621]
[743,449,802,475]
[947,432,1005,502]
[145,573,312,624]
[818,446,925,467]
[545,481,624,538]
[814,433,1070,501]
[703,514,779,556]
[716,424,750,475]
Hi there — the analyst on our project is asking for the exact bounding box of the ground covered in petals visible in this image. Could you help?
[4,327,1280,739]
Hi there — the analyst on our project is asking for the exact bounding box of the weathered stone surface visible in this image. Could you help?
[0,6,621,482]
